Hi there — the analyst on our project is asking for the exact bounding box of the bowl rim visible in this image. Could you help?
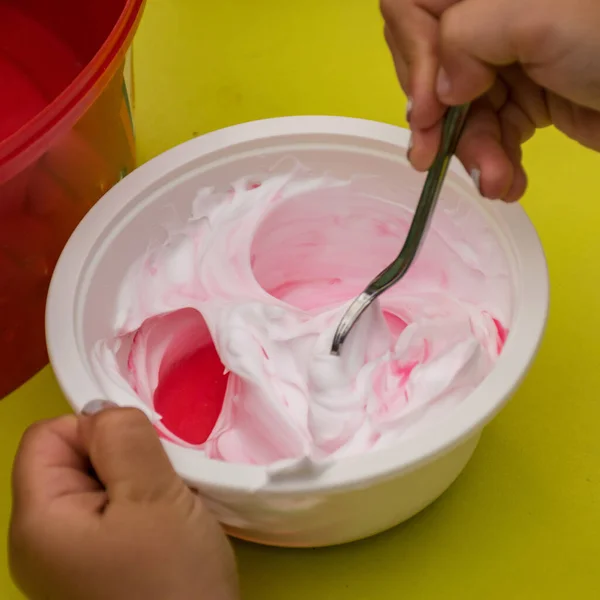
[46,115,549,494]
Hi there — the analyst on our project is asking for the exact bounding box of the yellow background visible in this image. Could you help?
[2,0,600,598]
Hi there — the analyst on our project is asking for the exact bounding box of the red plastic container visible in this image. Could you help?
[0,0,145,398]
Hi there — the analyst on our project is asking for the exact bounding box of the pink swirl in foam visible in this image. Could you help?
[95,170,512,467]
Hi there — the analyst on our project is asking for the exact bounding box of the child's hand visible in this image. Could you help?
[382,0,600,200]
[9,403,240,600]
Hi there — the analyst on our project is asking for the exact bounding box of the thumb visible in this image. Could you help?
[79,401,184,503]
[435,0,523,104]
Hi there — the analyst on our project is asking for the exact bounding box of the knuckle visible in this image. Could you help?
[9,514,40,558]
[379,0,397,23]
[18,415,77,453]
[383,23,392,47]
[18,420,50,451]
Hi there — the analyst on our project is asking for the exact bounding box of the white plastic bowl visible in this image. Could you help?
[46,116,549,547]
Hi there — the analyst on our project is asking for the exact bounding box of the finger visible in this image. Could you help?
[384,25,409,95]
[409,77,508,172]
[381,0,454,131]
[502,145,528,202]
[408,124,441,171]
[499,66,552,129]
[498,100,534,201]
[486,78,509,113]
[436,0,522,105]
[79,406,184,504]
[547,92,600,152]
[455,99,515,200]
[385,22,440,170]
[12,417,104,515]
[385,28,433,169]
[498,100,536,148]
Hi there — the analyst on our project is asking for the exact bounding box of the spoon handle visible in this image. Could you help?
[330,104,470,355]
[366,103,471,293]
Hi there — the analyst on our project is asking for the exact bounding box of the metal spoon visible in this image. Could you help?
[330,104,470,356]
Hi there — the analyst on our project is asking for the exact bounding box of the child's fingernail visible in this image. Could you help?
[406,97,413,123]
[470,168,481,194]
[436,67,451,98]
[407,135,413,161]
[81,399,118,416]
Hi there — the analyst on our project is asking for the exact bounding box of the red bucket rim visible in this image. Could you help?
[0,0,145,176]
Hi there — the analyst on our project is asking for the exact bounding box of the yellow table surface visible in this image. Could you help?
[2,0,600,598]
